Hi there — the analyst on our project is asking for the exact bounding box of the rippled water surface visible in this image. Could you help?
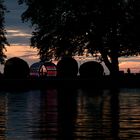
[0,88,140,139]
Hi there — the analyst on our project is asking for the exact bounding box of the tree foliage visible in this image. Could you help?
[0,0,8,64]
[19,0,140,75]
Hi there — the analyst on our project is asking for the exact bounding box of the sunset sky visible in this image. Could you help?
[2,0,140,74]
[3,0,39,73]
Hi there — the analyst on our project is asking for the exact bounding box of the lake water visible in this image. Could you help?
[0,87,140,139]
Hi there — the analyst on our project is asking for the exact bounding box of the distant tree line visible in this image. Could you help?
[1,0,140,77]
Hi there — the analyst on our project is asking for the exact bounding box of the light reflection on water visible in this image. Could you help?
[0,88,140,139]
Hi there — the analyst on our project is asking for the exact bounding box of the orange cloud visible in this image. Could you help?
[5,45,40,66]
[5,45,38,57]
[119,61,140,73]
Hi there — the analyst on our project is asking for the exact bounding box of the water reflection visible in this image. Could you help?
[119,88,140,139]
[0,92,7,140]
[57,88,77,139]
[75,88,120,140]
[37,89,58,139]
[0,88,140,139]
[6,90,41,140]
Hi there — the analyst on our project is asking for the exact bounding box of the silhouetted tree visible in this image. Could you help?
[19,0,140,76]
[0,0,9,64]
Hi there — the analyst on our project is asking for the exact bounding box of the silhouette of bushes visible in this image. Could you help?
[57,57,78,78]
[79,61,104,78]
[4,57,30,79]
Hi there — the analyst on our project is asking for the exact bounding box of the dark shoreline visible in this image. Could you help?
[1,75,140,91]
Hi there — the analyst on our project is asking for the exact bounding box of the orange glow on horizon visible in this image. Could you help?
[5,45,39,59]
[4,45,40,68]
[119,61,140,73]
[3,45,140,74]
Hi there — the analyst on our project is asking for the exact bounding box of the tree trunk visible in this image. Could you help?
[109,48,119,77]
[109,60,119,77]
[100,48,119,77]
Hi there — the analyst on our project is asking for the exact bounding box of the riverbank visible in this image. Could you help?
[0,75,140,90]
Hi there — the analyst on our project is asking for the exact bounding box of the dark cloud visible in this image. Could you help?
[5,0,32,45]
[6,37,31,46]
